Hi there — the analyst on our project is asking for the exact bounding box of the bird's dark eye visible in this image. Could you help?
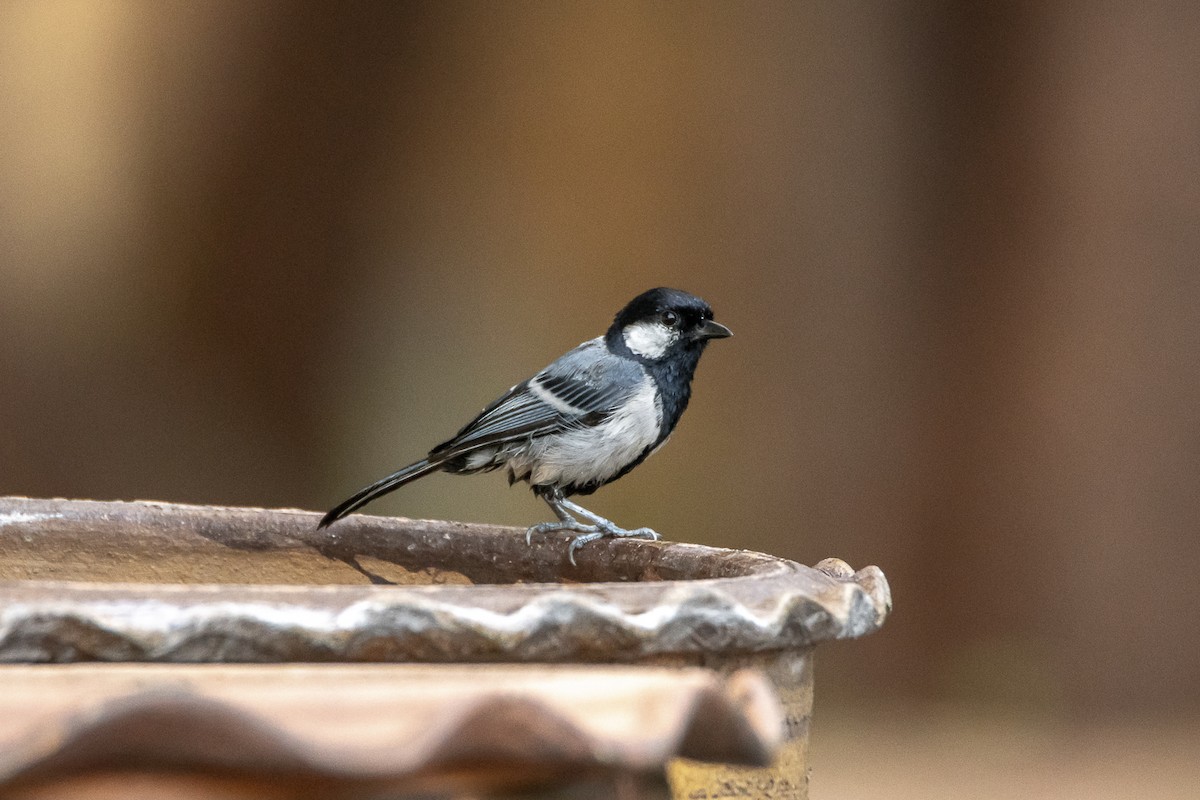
[661,310,680,327]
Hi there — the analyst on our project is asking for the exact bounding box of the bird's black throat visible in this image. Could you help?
[603,329,708,442]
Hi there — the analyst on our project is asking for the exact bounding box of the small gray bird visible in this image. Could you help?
[320,287,731,563]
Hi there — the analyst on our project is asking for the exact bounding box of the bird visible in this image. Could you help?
[319,287,732,564]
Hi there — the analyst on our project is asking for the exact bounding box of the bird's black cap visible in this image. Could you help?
[611,287,717,330]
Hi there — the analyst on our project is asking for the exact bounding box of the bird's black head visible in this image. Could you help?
[606,287,732,363]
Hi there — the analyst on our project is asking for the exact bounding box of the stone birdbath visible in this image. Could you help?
[0,496,890,799]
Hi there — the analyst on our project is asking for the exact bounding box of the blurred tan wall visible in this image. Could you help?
[1,1,1197,717]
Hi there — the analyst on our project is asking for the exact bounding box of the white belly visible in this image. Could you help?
[506,380,663,488]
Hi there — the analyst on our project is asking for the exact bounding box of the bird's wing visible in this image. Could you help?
[429,338,642,459]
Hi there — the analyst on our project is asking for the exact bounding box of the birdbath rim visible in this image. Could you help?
[0,496,891,663]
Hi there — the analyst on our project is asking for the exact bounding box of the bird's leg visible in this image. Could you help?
[525,489,660,566]
[525,489,596,551]
[548,496,575,523]
[558,497,660,541]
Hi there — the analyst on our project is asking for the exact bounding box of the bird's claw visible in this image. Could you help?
[607,525,661,542]
[525,520,595,546]
[526,520,661,566]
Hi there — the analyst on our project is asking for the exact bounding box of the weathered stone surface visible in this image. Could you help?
[0,663,783,794]
[0,497,891,664]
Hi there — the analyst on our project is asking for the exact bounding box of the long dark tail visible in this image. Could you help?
[318,458,442,528]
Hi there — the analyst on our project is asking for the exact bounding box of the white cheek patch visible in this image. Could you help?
[622,320,678,360]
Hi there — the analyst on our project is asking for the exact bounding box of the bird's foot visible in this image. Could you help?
[525,518,660,566]
[526,520,595,546]
[567,523,660,565]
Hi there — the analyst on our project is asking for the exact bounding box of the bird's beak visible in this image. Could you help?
[695,319,733,340]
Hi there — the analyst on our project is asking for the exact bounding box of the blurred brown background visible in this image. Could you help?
[2,2,1198,796]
